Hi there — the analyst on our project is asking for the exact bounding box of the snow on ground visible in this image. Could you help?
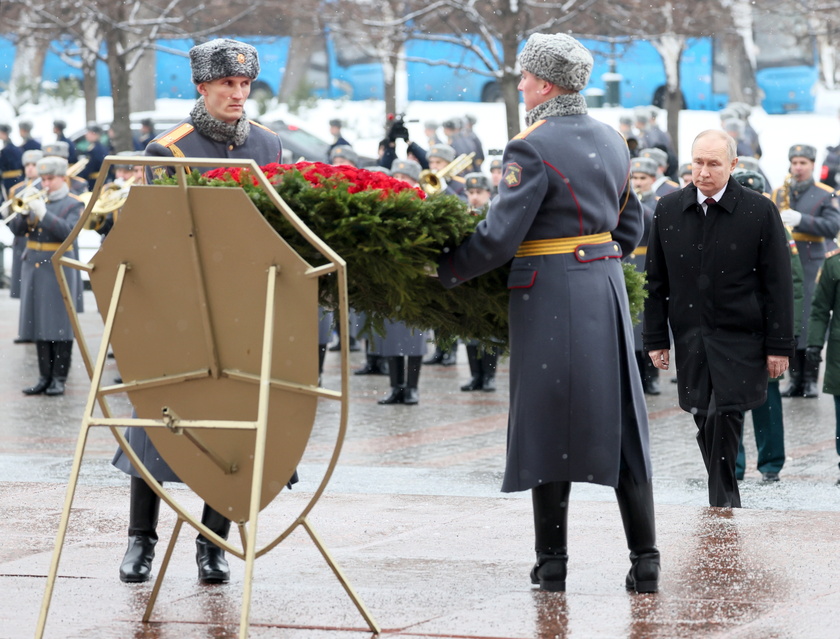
[2,86,840,276]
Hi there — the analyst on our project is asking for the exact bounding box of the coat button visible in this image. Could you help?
[578,249,585,257]
[697,243,703,250]
[35,262,40,268]
[228,145,234,150]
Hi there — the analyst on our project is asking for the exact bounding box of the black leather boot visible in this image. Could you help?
[355,354,383,375]
[644,358,661,396]
[403,356,421,405]
[780,350,804,397]
[802,357,820,398]
[23,341,53,395]
[461,344,483,391]
[441,347,458,366]
[196,503,231,584]
[530,481,570,592]
[119,476,160,583]
[378,357,405,404]
[45,340,72,396]
[481,348,498,392]
[615,469,659,593]
[318,343,327,378]
[423,347,444,365]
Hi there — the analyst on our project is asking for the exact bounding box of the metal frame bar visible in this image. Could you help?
[35,156,378,637]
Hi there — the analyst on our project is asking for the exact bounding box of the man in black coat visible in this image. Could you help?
[644,129,795,508]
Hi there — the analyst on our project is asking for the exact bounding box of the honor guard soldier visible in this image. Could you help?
[0,123,24,198]
[464,171,492,213]
[18,120,41,152]
[627,156,660,394]
[438,33,657,593]
[52,120,78,164]
[79,123,108,190]
[489,157,503,194]
[773,143,840,398]
[733,169,804,483]
[6,149,43,307]
[426,143,466,200]
[8,156,84,396]
[115,38,284,587]
[638,147,679,196]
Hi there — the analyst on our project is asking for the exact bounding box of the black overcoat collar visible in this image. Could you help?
[678,177,743,215]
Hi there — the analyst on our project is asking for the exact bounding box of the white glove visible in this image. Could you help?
[780,208,802,227]
[27,197,46,220]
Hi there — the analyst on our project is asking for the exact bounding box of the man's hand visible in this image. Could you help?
[780,208,802,227]
[27,198,46,220]
[648,349,669,370]
[767,355,789,379]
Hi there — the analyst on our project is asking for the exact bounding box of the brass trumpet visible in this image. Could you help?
[1,186,49,226]
[418,152,475,196]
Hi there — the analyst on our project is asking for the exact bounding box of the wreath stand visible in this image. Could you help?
[34,157,379,638]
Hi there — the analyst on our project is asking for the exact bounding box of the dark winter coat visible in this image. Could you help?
[644,179,796,415]
[438,102,650,492]
[807,248,840,395]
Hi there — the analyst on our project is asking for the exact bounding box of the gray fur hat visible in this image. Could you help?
[190,39,260,84]
[428,144,456,163]
[638,147,668,168]
[368,165,392,176]
[518,33,593,91]
[789,144,816,161]
[489,158,503,171]
[630,157,657,177]
[736,156,761,171]
[330,144,358,166]
[722,118,745,136]
[678,162,692,176]
[43,141,70,159]
[37,156,68,177]
[22,149,44,165]
[391,159,421,182]
[464,172,491,192]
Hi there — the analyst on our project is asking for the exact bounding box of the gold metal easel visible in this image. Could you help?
[35,157,379,638]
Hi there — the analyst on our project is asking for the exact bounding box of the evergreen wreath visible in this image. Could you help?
[159,162,646,351]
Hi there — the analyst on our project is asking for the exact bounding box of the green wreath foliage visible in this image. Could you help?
[162,165,646,351]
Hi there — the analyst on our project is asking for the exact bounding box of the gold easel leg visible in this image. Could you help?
[238,265,279,638]
[301,517,381,635]
[33,426,92,638]
[143,517,184,623]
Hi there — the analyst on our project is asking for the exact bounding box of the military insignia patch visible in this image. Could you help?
[237,53,246,64]
[153,167,168,180]
[503,163,522,187]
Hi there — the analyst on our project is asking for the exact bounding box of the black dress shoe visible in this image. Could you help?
[354,362,378,375]
[403,388,419,405]
[377,387,405,405]
[23,377,51,395]
[196,539,230,584]
[460,377,483,391]
[530,556,567,592]
[423,351,444,365]
[45,379,66,396]
[119,535,157,583]
[761,472,780,482]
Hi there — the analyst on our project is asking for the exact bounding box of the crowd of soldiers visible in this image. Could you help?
[622,102,840,483]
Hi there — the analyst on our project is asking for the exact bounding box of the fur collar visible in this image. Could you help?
[190,98,250,146]
[525,93,588,126]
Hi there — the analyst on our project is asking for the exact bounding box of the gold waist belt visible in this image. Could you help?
[631,246,647,256]
[792,232,824,243]
[2,169,22,178]
[26,241,62,252]
[515,232,614,258]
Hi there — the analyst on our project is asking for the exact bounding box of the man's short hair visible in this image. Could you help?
[692,130,737,163]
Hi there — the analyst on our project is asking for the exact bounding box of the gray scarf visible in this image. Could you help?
[46,183,69,202]
[525,93,588,127]
[190,98,250,147]
[790,177,814,196]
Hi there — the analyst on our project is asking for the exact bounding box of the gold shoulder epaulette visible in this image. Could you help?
[513,120,546,140]
[826,247,840,259]
[69,193,84,202]
[249,120,277,135]
[665,179,679,188]
[153,123,194,148]
[816,181,836,194]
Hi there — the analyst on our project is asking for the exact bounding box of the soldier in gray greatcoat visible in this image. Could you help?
[113,38,283,586]
[772,144,840,398]
[8,155,82,396]
[438,33,657,594]
[7,149,43,306]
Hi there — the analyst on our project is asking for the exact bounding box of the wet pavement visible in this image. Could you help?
[2,289,840,638]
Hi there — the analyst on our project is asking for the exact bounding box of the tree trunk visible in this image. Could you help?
[501,31,521,140]
[9,34,44,112]
[279,19,319,102]
[653,35,685,160]
[83,65,98,125]
[722,32,757,105]
[106,31,134,153]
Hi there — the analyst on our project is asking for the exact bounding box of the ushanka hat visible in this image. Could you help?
[630,157,657,177]
[391,158,421,182]
[37,156,68,177]
[190,39,260,84]
[789,144,817,161]
[518,33,593,92]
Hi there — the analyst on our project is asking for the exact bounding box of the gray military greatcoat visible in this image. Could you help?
[9,190,83,341]
[371,319,426,357]
[438,101,649,492]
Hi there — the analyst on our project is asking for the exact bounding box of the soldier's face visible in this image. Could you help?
[631,173,655,193]
[789,157,814,182]
[467,188,491,209]
[198,76,252,124]
[428,157,448,172]
[691,133,737,197]
[518,70,552,111]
